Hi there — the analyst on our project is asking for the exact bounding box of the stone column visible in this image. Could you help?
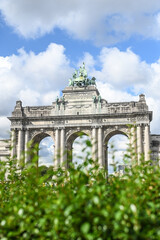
[92,127,97,161]
[104,145,108,171]
[137,125,143,164]
[11,129,16,158]
[98,127,103,166]
[130,126,137,164]
[144,124,150,161]
[60,128,66,166]
[17,129,24,166]
[54,128,60,168]
[25,129,30,164]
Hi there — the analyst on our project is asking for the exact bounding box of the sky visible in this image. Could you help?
[0,0,160,166]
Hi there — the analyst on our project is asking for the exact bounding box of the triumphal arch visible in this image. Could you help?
[8,63,152,168]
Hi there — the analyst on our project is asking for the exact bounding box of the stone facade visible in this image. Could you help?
[0,139,10,161]
[0,65,160,168]
[150,135,160,164]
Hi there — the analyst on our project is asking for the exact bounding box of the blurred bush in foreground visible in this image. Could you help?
[0,141,160,240]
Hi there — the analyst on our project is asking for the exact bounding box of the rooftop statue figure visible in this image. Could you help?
[73,70,78,79]
[68,63,96,87]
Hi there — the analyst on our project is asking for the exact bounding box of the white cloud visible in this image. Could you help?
[39,136,54,166]
[83,47,160,134]
[73,135,91,166]
[0,44,160,139]
[0,0,160,44]
[0,117,10,139]
[0,43,72,138]
[0,43,72,113]
[94,47,151,90]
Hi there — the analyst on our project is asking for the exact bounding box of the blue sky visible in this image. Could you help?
[0,0,160,141]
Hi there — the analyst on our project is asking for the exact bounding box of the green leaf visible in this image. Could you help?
[81,222,90,234]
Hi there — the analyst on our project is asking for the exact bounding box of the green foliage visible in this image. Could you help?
[0,142,160,239]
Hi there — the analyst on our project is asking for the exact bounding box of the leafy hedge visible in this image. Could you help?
[0,144,160,239]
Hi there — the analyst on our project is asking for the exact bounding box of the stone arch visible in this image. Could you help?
[66,129,91,144]
[103,129,129,172]
[66,129,91,165]
[31,130,55,145]
[29,131,55,165]
[104,129,129,145]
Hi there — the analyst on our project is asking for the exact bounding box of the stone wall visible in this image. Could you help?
[0,139,10,161]
[150,135,160,164]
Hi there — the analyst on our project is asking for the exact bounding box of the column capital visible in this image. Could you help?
[11,128,16,131]
[18,128,23,131]
[58,127,65,130]
[142,123,149,127]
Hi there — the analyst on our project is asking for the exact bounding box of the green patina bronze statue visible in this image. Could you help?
[68,62,96,87]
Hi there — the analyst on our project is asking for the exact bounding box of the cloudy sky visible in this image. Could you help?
[0,0,160,166]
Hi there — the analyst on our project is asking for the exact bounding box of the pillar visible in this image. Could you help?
[60,128,66,166]
[92,127,97,161]
[98,127,103,166]
[25,129,30,164]
[54,128,60,168]
[130,126,137,164]
[104,145,108,171]
[17,129,24,166]
[11,129,16,158]
[137,125,143,163]
[144,124,150,161]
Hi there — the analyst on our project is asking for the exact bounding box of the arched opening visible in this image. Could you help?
[72,135,91,167]
[105,131,129,175]
[67,131,91,167]
[30,133,54,168]
[39,136,54,167]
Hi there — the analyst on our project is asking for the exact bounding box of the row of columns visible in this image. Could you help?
[10,124,151,169]
[131,124,150,163]
[11,129,27,166]
[11,128,67,168]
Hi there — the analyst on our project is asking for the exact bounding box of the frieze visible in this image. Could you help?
[67,104,91,109]
[31,121,53,125]
[136,116,149,121]
[66,93,92,99]
[65,119,92,124]
[102,118,133,123]
[11,120,22,126]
